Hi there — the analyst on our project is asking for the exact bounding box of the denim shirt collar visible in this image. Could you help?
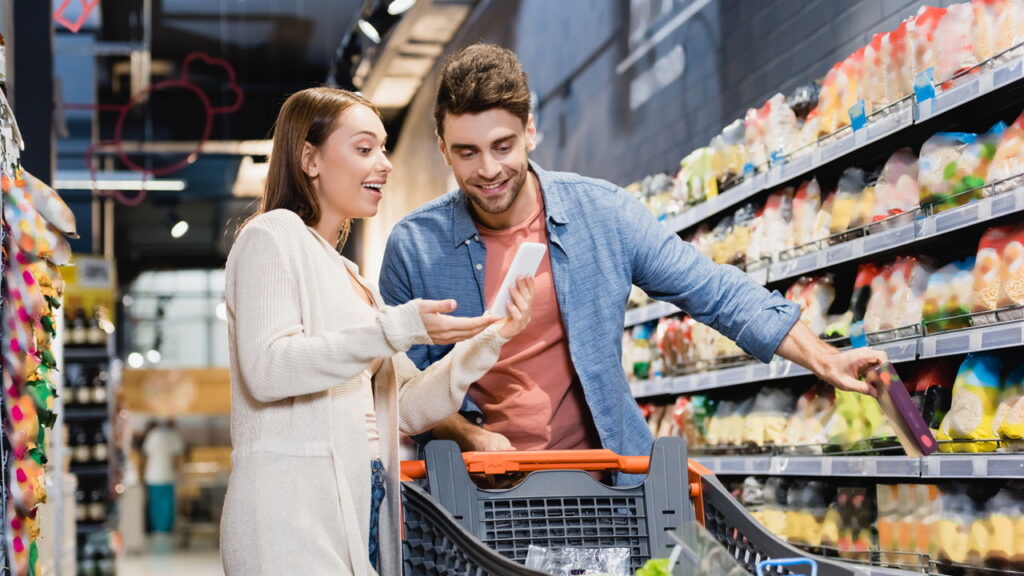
[449,160,568,247]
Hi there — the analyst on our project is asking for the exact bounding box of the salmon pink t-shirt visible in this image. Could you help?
[473,188,600,451]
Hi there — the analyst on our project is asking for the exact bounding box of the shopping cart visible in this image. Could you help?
[400,436,915,576]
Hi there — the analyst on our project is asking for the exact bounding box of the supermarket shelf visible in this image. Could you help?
[921,453,1024,478]
[665,52,1024,237]
[920,319,1024,358]
[62,347,111,361]
[624,300,680,327]
[75,523,107,535]
[627,185,1024,329]
[62,407,108,421]
[696,455,921,478]
[695,453,1024,478]
[632,336,918,397]
[69,464,109,476]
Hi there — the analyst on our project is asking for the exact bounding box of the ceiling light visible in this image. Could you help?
[163,209,189,239]
[146,349,162,363]
[358,19,381,44]
[215,302,228,322]
[127,352,144,369]
[387,0,416,15]
[54,179,187,191]
[170,219,189,239]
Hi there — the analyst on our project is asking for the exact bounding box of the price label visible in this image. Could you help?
[781,154,812,180]
[988,456,1024,477]
[821,135,855,163]
[981,325,1022,349]
[935,204,979,234]
[826,242,856,265]
[992,192,1018,216]
[934,333,971,356]
[864,224,914,253]
[936,77,980,113]
[994,58,1024,88]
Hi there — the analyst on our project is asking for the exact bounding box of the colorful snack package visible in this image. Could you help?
[988,109,1024,183]
[919,132,977,211]
[936,490,974,564]
[972,225,1015,324]
[935,2,978,83]
[837,49,864,130]
[995,0,1024,55]
[816,63,843,136]
[863,263,892,334]
[873,148,920,223]
[783,385,835,451]
[923,258,976,332]
[887,20,914,101]
[744,106,768,169]
[887,256,933,330]
[831,168,868,235]
[974,0,1001,62]
[813,190,835,242]
[942,353,1004,452]
[862,33,888,113]
[786,276,836,337]
[910,6,948,81]
[765,93,799,158]
[791,179,822,249]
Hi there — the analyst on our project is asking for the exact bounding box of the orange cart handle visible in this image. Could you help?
[400,448,649,480]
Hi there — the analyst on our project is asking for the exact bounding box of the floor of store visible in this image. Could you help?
[121,549,222,576]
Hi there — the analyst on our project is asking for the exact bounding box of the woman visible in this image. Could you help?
[220,87,534,576]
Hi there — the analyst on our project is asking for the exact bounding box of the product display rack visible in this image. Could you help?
[625,34,1024,576]
[60,331,119,576]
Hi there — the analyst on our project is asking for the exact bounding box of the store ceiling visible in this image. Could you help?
[77,0,477,283]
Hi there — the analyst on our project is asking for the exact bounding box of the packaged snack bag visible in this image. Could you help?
[862,33,888,113]
[941,353,1003,452]
[936,490,973,564]
[972,225,1014,324]
[817,62,844,136]
[886,20,914,100]
[744,106,768,169]
[974,0,1001,62]
[919,132,977,211]
[887,256,933,330]
[873,148,920,223]
[765,93,799,158]
[786,276,836,337]
[813,190,835,242]
[863,263,892,334]
[910,6,948,81]
[791,179,822,248]
[995,0,1024,55]
[988,109,1024,183]
[935,3,978,83]
[831,168,868,234]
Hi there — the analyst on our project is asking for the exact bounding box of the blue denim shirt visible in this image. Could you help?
[379,161,800,462]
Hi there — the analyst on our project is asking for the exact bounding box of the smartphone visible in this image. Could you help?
[487,242,547,316]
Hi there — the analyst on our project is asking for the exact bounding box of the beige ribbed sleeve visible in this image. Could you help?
[394,323,509,436]
[229,222,433,403]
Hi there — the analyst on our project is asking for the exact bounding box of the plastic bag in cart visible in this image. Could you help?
[524,545,630,576]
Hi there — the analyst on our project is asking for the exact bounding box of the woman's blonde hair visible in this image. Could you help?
[243,87,381,249]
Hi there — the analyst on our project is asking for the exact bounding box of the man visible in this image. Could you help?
[380,44,885,466]
[142,418,184,538]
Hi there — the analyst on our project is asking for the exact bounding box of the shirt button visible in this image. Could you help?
[474,235,480,241]
[464,239,471,245]
[475,263,483,271]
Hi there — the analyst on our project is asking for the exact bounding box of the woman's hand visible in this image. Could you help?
[418,299,499,345]
[496,276,535,340]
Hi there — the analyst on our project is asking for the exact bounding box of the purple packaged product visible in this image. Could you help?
[866,362,938,456]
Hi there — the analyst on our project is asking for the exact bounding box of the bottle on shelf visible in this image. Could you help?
[74,369,92,406]
[74,487,88,523]
[71,425,92,464]
[78,537,97,576]
[69,307,88,347]
[92,427,108,462]
[95,537,115,576]
[87,305,105,346]
[91,370,108,405]
[87,489,106,522]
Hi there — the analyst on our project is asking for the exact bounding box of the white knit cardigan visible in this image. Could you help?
[220,209,507,575]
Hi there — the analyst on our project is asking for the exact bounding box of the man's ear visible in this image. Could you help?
[437,137,451,166]
[526,114,538,152]
[301,141,320,178]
